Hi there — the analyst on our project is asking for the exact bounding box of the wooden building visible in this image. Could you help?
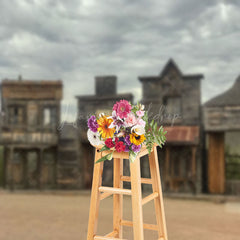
[139,59,204,193]
[203,75,240,194]
[0,77,62,189]
[57,123,82,189]
[76,76,133,188]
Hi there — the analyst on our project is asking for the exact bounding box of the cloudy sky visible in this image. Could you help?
[0,0,239,121]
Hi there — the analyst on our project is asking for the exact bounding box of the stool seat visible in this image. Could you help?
[87,145,168,240]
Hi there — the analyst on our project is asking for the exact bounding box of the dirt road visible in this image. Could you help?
[0,191,239,240]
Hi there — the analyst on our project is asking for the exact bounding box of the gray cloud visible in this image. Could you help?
[0,0,239,120]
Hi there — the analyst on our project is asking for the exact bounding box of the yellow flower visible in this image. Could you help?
[129,133,146,145]
[97,115,115,139]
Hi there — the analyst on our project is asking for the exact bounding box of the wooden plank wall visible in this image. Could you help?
[208,132,225,193]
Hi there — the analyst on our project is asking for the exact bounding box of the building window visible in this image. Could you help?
[8,106,24,125]
[43,107,57,126]
[164,97,181,115]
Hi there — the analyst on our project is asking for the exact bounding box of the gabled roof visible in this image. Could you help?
[205,75,240,107]
[159,58,182,77]
[138,58,203,82]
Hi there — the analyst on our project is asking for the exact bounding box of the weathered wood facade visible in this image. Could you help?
[57,124,82,188]
[76,76,133,188]
[139,59,204,193]
[0,62,238,196]
[163,126,200,193]
[0,78,62,189]
[203,76,240,194]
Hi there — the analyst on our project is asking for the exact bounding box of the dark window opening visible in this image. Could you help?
[8,106,24,125]
[163,96,181,115]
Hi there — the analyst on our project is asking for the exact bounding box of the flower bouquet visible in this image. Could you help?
[87,100,166,163]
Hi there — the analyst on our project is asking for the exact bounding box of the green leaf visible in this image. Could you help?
[153,122,157,132]
[129,151,138,163]
[155,137,161,146]
[142,111,148,122]
[106,152,113,161]
[95,152,112,164]
[150,119,154,128]
[99,145,110,152]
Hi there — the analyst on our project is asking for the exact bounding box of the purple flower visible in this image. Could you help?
[125,135,131,146]
[124,145,130,152]
[131,144,141,153]
[88,115,99,132]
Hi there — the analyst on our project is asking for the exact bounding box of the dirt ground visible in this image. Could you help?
[0,190,240,240]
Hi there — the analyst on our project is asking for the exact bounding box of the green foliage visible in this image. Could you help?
[131,101,140,115]
[144,112,167,154]
[142,110,148,123]
[95,152,113,164]
[226,154,240,180]
[129,150,138,163]
[99,145,110,152]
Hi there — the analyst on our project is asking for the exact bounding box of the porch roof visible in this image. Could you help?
[164,126,200,145]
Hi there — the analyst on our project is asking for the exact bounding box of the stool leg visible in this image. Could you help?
[87,150,104,240]
[130,157,144,240]
[149,146,168,240]
[113,158,123,238]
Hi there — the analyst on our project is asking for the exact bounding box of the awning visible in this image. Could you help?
[164,126,199,145]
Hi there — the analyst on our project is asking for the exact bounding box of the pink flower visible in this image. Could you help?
[137,118,146,127]
[125,112,137,127]
[113,102,119,112]
[136,110,144,117]
[113,100,132,119]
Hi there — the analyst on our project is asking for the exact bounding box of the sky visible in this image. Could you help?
[0,0,239,121]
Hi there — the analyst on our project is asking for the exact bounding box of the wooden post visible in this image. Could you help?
[113,158,123,238]
[191,146,197,178]
[9,146,14,191]
[22,151,28,189]
[130,157,144,240]
[164,146,170,190]
[170,148,175,190]
[87,150,104,240]
[149,146,168,240]
[37,149,43,189]
[208,132,225,194]
[53,148,58,188]
[2,147,7,188]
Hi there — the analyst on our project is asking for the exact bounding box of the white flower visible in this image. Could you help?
[87,129,102,146]
[108,110,124,132]
[140,104,145,110]
[116,131,125,137]
[131,125,145,135]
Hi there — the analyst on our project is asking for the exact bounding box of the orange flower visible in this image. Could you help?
[97,115,115,139]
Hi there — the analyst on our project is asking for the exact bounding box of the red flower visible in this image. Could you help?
[115,141,125,152]
[105,138,115,148]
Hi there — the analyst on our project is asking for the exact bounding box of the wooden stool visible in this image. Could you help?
[87,145,168,240]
